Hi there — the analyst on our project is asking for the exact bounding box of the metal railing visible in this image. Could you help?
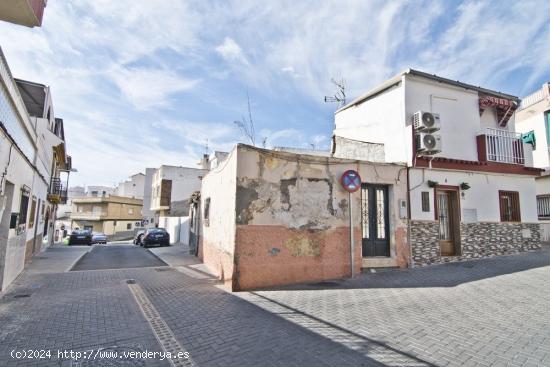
[538,195,550,219]
[49,177,68,203]
[485,128,525,165]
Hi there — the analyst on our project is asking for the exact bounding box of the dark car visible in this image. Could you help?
[68,230,92,246]
[133,230,146,246]
[91,232,107,244]
[141,228,170,248]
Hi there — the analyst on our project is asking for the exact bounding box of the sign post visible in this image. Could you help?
[340,170,361,278]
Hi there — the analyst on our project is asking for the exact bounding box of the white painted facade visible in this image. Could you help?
[0,48,69,291]
[86,185,115,197]
[150,165,207,217]
[334,70,539,223]
[515,82,550,241]
[142,168,156,225]
[115,173,145,199]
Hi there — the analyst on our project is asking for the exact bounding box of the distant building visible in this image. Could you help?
[70,196,143,240]
[150,165,207,221]
[515,82,550,242]
[142,168,156,226]
[86,185,116,198]
[115,173,145,199]
[0,0,47,28]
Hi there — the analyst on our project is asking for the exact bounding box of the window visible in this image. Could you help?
[128,208,134,214]
[203,197,211,226]
[127,223,132,230]
[113,220,117,226]
[19,190,30,225]
[538,195,550,220]
[91,191,98,197]
[499,191,521,222]
[28,198,36,228]
[421,191,430,212]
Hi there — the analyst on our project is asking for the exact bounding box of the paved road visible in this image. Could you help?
[70,243,167,271]
[0,243,549,366]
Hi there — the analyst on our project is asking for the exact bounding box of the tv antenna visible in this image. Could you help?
[324,78,346,107]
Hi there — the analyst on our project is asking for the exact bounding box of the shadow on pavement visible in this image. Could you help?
[262,245,550,291]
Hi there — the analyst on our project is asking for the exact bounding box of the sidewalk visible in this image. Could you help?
[0,245,89,297]
[148,244,217,279]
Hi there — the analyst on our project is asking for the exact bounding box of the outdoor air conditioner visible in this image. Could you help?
[412,111,441,132]
[416,132,442,155]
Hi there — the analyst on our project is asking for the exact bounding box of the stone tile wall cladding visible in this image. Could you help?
[411,220,542,266]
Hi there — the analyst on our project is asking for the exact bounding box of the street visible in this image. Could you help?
[0,242,549,366]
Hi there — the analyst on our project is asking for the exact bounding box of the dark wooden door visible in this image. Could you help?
[361,185,390,257]
[437,190,459,256]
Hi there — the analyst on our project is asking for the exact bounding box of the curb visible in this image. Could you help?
[64,246,93,272]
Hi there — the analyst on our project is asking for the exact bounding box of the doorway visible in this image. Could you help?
[361,184,390,257]
[435,187,460,256]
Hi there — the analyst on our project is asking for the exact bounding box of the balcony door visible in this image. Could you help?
[436,187,460,256]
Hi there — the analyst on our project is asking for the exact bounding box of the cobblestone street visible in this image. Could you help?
[0,243,549,366]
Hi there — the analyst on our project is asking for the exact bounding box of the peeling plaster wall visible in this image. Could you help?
[200,148,238,286]
[232,145,409,290]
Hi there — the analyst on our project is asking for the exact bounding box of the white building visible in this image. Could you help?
[515,82,550,242]
[333,69,542,266]
[142,168,156,226]
[0,48,70,291]
[86,185,116,197]
[115,173,145,199]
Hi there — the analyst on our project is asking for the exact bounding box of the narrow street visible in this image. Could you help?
[0,243,549,366]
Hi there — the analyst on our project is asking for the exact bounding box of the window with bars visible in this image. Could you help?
[537,195,550,219]
[421,191,430,212]
[499,191,521,222]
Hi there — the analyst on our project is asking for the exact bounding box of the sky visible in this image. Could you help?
[0,0,548,187]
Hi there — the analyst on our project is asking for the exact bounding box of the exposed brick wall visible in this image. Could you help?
[411,220,542,266]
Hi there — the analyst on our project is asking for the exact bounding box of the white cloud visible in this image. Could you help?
[109,66,199,109]
[215,37,248,64]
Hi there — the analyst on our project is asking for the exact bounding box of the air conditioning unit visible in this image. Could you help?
[413,111,440,132]
[416,132,442,155]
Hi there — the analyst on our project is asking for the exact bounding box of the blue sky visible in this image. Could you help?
[0,0,548,187]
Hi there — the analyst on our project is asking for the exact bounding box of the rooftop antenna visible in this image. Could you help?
[324,78,347,107]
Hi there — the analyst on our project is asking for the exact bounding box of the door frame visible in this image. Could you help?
[434,185,461,256]
[361,183,390,258]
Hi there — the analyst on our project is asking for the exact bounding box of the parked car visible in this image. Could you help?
[133,230,146,245]
[68,230,92,246]
[141,228,170,248]
[91,232,107,244]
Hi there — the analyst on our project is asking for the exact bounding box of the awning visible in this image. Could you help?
[479,94,518,127]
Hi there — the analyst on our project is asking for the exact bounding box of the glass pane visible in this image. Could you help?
[361,188,369,239]
[438,193,451,240]
[376,189,385,239]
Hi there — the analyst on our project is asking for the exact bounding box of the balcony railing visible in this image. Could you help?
[477,128,525,165]
[48,177,68,204]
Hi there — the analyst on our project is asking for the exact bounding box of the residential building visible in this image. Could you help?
[142,168,156,226]
[55,185,85,239]
[0,47,70,291]
[0,0,47,28]
[115,173,145,199]
[150,165,207,220]
[70,195,143,240]
[86,185,115,197]
[333,69,542,266]
[515,82,550,242]
[197,144,409,290]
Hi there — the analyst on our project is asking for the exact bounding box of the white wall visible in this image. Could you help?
[116,173,145,199]
[334,83,407,163]
[158,216,189,244]
[142,168,155,223]
[150,166,206,213]
[515,112,549,169]
[201,148,237,255]
[410,168,539,222]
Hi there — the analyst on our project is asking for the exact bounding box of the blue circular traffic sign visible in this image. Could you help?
[340,170,361,193]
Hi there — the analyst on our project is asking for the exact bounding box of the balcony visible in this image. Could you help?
[47,177,68,204]
[477,128,525,165]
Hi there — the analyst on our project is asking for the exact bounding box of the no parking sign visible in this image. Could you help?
[340,170,361,193]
